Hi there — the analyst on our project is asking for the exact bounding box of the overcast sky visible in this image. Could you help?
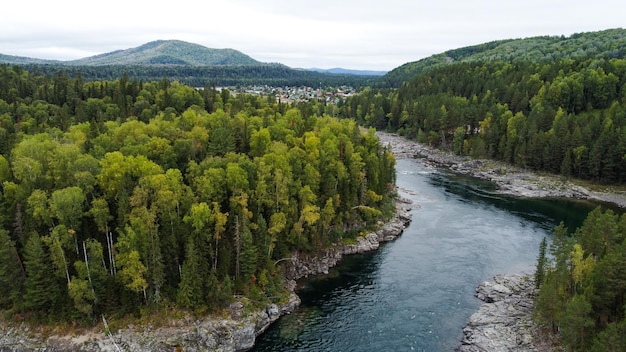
[1,0,624,71]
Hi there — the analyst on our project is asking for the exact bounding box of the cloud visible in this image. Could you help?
[1,0,625,70]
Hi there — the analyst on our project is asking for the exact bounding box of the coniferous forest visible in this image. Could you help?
[533,208,626,351]
[343,58,626,184]
[0,65,396,323]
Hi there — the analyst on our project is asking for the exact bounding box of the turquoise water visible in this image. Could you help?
[252,158,603,351]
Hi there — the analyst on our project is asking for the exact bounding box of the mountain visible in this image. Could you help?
[0,40,379,87]
[66,40,261,66]
[381,27,626,87]
[0,40,262,66]
[307,67,387,76]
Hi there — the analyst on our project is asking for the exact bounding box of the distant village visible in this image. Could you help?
[222,85,356,104]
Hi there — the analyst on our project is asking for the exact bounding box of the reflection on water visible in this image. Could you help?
[252,158,607,352]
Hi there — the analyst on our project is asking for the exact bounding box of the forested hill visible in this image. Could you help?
[67,40,261,66]
[0,40,261,66]
[0,65,396,323]
[381,28,626,87]
[342,57,626,184]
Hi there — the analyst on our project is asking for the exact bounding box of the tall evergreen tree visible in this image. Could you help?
[0,229,24,308]
[176,238,204,309]
[23,233,58,313]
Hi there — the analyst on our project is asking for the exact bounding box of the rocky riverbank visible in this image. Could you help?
[377,131,626,208]
[282,196,413,283]
[457,274,559,352]
[0,292,300,352]
[0,196,412,352]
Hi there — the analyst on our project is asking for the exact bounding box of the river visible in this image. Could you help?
[252,157,603,351]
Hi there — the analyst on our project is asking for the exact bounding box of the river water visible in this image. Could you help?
[252,158,602,352]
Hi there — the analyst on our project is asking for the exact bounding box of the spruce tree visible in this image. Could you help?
[176,238,204,309]
[534,236,548,288]
[23,234,57,312]
[0,229,24,308]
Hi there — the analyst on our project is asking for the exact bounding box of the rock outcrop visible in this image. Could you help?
[0,293,301,352]
[457,274,558,352]
[282,197,412,282]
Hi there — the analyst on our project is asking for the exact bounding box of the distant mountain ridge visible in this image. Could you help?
[381,27,626,87]
[0,40,262,66]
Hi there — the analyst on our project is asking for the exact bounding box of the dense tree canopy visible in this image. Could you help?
[16,64,379,89]
[0,65,396,322]
[342,58,626,184]
[534,207,626,351]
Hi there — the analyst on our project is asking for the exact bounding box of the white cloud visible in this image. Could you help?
[1,0,624,70]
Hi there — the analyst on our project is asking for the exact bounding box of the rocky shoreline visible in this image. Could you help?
[281,197,413,283]
[377,131,626,208]
[0,196,412,352]
[456,274,559,352]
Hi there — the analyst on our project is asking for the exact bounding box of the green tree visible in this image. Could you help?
[23,233,58,312]
[561,294,594,351]
[534,236,548,288]
[0,229,24,308]
[50,186,86,255]
[89,198,115,275]
[176,238,204,309]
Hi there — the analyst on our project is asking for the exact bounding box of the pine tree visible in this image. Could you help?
[534,236,548,288]
[23,234,57,312]
[0,229,24,308]
[176,238,204,309]
[561,294,594,351]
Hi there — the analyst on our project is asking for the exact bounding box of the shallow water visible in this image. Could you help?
[252,158,601,351]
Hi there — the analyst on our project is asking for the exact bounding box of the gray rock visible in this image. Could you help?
[456,274,557,352]
[282,197,413,281]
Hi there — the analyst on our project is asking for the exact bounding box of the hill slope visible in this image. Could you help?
[381,28,626,87]
[0,53,63,65]
[66,40,261,66]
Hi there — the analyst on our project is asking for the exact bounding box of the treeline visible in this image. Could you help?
[0,65,396,322]
[17,64,380,88]
[342,58,626,184]
[534,207,626,351]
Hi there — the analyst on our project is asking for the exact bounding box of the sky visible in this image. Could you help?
[1,0,624,71]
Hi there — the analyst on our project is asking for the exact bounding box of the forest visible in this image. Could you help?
[0,64,396,323]
[534,207,626,351]
[381,28,626,87]
[342,58,626,184]
[18,63,379,88]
